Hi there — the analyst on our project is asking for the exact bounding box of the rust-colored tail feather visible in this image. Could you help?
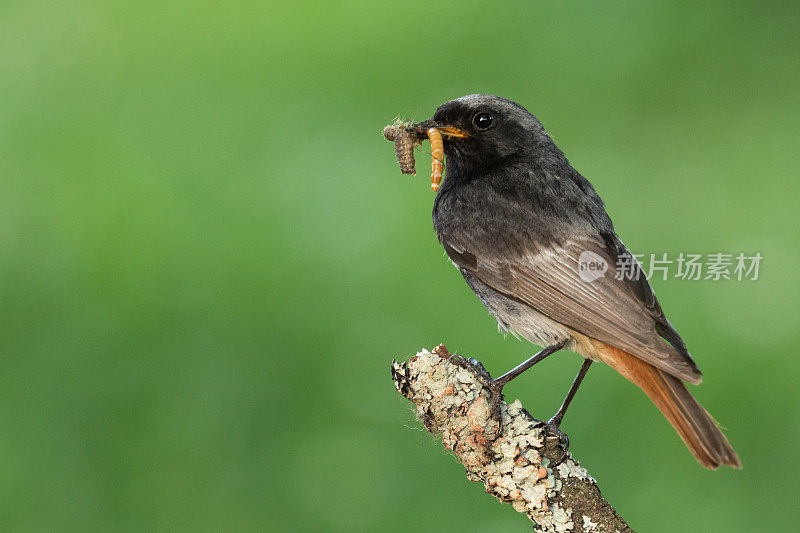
[592,342,741,469]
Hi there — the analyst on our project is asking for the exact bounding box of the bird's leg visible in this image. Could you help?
[541,358,593,451]
[489,340,567,396]
[549,358,593,427]
[482,340,567,416]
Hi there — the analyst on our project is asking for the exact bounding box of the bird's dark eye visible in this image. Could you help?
[472,112,494,130]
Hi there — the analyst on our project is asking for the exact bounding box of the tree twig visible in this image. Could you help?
[391,345,632,532]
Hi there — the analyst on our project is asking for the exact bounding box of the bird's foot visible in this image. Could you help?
[536,417,570,465]
[543,418,570,449]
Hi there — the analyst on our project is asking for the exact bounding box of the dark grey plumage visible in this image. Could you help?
[410,94,740,469]
[430,95,701,383]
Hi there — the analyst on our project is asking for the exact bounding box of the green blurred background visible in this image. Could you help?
[1,1,798,530]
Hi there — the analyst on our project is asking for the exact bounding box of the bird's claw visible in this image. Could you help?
[465,357,493,381]
[544,419,570,450]
[536,419,570,465]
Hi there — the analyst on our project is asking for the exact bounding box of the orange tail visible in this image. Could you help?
[591,342,741,469]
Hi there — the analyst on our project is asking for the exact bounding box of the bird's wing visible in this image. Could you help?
[441,231,702,384]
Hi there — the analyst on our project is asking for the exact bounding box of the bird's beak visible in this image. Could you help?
[410,119,469,140]
[438,126,469,139]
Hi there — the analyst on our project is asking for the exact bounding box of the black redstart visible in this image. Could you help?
[406,94,740,469]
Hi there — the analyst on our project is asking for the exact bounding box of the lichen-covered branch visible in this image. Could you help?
[391,345,631,532]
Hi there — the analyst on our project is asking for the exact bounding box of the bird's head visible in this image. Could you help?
[412,94,554,170]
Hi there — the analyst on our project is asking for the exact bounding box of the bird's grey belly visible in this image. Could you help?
[461,270,573,348]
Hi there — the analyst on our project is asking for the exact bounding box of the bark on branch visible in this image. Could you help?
[391,345,632,532]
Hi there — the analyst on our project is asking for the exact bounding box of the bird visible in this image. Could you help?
[411,94,740,469]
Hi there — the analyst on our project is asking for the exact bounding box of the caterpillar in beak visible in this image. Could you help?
[383,121,445,192]
[383,124,416,175]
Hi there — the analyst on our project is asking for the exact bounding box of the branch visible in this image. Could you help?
[391,345,632,532]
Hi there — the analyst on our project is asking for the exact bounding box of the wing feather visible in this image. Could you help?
[443,233,702,384]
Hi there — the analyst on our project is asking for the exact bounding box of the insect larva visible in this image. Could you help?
[383,125,416,175]
[427,127,444,191]
[383,121,448,192]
